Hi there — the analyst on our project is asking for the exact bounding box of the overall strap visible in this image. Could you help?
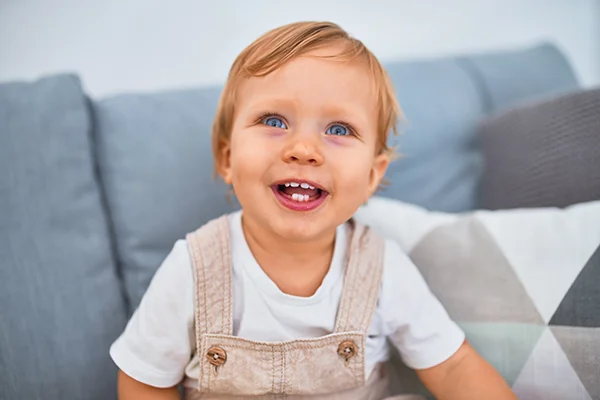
[186,215,233,337]
[334,221,386,333]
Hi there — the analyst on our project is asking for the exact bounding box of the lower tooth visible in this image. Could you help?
[290,193,311,202]
[290,193,309,202]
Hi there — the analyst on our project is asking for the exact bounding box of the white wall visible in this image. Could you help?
[1,0,599,98]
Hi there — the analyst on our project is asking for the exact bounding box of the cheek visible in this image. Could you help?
[333,155,373,193]
[229,130,277,178]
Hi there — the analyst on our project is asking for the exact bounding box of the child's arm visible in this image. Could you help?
[118,370,180,400]
[416,341,517,400]
[109,241,195,399]
[379,240,516,399]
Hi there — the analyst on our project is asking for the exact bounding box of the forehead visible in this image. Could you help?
[236,48,377,117]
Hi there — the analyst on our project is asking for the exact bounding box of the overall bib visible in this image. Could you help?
[184,216,424,400]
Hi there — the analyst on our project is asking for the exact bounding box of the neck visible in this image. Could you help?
[240,213,337,297]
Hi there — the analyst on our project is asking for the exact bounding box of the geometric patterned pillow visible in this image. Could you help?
[355,197,600,400]
[479,88,600,210]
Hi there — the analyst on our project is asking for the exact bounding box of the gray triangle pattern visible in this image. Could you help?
[551,326,600,399]
[550,244,600,328]
[512,328,593,400]
[410,216,544,324]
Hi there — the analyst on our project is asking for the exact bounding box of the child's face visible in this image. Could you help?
[220,46,389,241]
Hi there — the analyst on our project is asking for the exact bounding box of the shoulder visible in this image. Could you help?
[379,236,428,293]
[358,224,426,301]
[171,239,192,261]
[142,239,194,297]
[163,239,192,271]
[376,234,436,310]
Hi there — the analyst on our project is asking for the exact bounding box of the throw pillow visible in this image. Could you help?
[479,88,600,210]
[355,197,600,400]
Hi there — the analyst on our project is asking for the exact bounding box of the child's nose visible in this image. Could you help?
[282,137,324,166]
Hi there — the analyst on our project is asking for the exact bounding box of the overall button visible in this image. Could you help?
[206,346,227,367]
[337,340,358,364]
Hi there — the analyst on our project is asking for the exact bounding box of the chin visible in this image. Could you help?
[269,213,333,242]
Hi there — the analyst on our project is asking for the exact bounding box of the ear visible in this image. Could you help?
[366,152,390,200]
[218,140,233,185]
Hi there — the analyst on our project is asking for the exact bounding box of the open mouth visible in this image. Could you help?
[271,181,329,211]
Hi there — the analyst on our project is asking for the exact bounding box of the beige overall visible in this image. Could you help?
[184,216,424,400]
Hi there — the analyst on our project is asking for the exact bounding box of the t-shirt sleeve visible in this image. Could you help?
[109,240,195,388]
[380,239,465,370]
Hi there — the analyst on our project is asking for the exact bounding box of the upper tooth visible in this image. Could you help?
[290,182,299,187]
[300,183,310,189]
[284,183,290,187]
[308,185,315,190]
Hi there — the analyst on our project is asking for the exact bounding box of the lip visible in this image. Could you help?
[271,178,329,212]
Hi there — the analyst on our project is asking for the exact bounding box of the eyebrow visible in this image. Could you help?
[243,97,299,112]
[245,97,366,119]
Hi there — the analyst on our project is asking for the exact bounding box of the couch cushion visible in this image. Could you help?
[383,58,485,212]
[479,88,600,209]
[94,88,236,310]
[355,197,600,399]
[93,44,579,313]
[0,74,127,400]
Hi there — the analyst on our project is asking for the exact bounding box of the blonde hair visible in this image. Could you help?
[212,21,402,175]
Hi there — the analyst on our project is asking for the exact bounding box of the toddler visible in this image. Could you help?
[110,21,516,400]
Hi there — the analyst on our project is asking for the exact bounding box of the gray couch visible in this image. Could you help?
[0,44,580,400]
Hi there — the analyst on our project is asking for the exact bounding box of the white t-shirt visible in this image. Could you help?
[110,211,464,389]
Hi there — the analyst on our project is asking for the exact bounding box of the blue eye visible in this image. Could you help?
[263,116,287,129]
[326,124,349,136]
